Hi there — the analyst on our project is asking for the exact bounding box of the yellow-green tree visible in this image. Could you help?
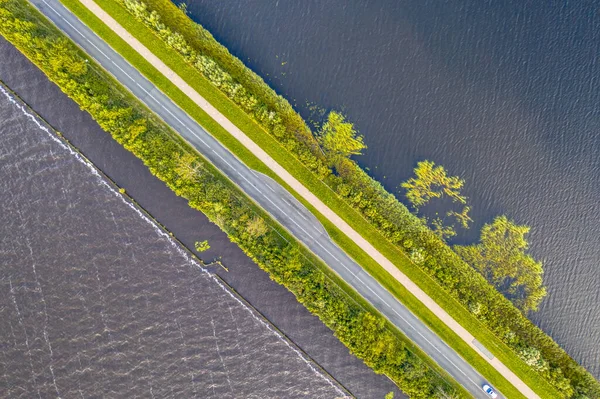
[401,160,466,210]
[246,216,269,238]
[318,111,366,160]
[447,206,473,229]
[175,152,204,181]
[431,217,457,240]
[454,216,547,312]
[402,161,470,239]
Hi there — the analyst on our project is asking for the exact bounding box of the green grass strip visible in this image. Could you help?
[58,0,563,397]
[2,0,469,396]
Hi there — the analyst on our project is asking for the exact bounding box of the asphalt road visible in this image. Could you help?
[29,0,503,397]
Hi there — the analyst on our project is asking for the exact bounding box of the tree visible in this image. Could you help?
[437,388,462,399]
[194,240,210,252]
[447,206,473,229]
[175,152,204,181]
[401,160,466,210]
[519,345,548,372]
[318,111,366,160]
[430,217,457,240]
[402,161,469,240]
[384,392,395,399]
[246,216,269,238]
[454,216,547,312]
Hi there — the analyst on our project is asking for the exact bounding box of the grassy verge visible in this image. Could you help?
[3,0,471,396]
[100,1,600,397]
[56,0,563,397]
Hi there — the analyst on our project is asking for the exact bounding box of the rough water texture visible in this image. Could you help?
[180,0,600,376]
[0,85,349,398]
[0,36,403,398]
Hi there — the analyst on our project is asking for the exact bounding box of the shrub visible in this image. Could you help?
[110,1,600,396]
[0,2,462,397]
[194,240,210,252]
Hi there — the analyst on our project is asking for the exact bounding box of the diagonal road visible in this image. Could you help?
[29,0,506,397]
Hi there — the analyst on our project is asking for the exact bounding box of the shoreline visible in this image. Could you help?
[0,37,402,399]
[0,78,350,397]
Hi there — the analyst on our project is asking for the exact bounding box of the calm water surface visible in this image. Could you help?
[182,0,600,375]
[0,86,347,398]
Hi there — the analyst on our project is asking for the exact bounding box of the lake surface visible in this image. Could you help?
[0,85,348,398]
[0,36,404,398]
[181,0,600,376]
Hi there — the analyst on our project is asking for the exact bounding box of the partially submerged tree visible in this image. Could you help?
[447,206,473,229]
[454,216,547,313]
[430,217,457,240]
[401,160,466,210]
[318,111,366,161]
[402,161,470,239]
[194,240,210,252]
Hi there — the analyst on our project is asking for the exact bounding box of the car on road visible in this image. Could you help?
[482,384,498,398]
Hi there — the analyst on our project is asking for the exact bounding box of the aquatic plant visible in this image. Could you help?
[194,240,210,252]
[455,216,547,313]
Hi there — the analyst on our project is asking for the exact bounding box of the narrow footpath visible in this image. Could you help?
[0,36,404,399]
[37,0,539,397]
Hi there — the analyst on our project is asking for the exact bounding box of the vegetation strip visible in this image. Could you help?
[59,0,593,397]
[0,79,353,396]
[1,1,471,397]
[57,0,530,397]
[88,1,598,398]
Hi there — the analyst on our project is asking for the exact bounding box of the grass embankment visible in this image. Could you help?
[58,0,529,396]
[94,3,600,399]
[4,0,468,397]
[55,0,564,397]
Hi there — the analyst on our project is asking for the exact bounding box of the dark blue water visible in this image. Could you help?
[0,84,348,398]
[182,0,600,376]
[0,35,404,398]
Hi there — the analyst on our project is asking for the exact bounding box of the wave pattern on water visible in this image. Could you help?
[0,84,347,398]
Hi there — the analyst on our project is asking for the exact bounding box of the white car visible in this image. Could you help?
[482,384,498,398]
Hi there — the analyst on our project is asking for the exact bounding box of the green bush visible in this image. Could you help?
[0,1,463,397]
[111,0,600,396]
[194,240,210,252]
